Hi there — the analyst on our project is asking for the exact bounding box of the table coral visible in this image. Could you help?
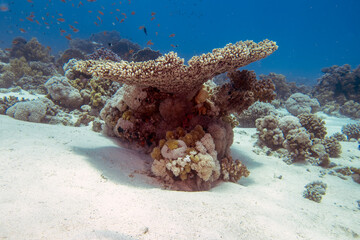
[73,39,278,95]
[72,39,278,190]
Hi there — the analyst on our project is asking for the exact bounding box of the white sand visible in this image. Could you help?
[0,114,359,240]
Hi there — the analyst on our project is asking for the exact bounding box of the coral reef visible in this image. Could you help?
[341,122,360,140]
[259,72,311,100]
[313,64,360,119]
[87,47,122,62]
[283,127,312,161]
[10,37,54,63]
[131,48,162,62]
[109,39,141,61]
[236,101,277,127]
[303,181,327,203]
[285,93,320,116]
[255,115,285,149]
[69,39,279,190]
[89,30,122,47]
[72,39,278,95]
[44,76,83,108]
[6,98,56,123]
[297,113,327,139]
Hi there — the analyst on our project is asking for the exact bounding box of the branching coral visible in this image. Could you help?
[72,39,278,95]
[298,113,327,139]
[303,181,327,203]
[341,122,360,140]
[10,37,53,63]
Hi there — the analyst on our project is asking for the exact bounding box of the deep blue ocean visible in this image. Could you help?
[0,0,359,84]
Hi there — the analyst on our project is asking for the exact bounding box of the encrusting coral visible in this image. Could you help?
[72,39,278,190]
[72,39,278,95]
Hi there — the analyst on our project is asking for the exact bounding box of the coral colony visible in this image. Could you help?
[69,39,278,190]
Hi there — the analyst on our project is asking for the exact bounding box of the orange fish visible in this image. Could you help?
[69,24,75,29]
[87,0,96,2]
[115,16,119,21]
[120,19,124,23]
[27,0,33,2]
[116,8,120,11]
[146,40,154,46]
[19,18,25,21]
[74,21,79,24]
[35,20,40,25]
[103,31,107,35]
[0,5,9,12]
[88,10,92,13]
[58,13,63,16]
[26,17,34,22]
[94,21,98,25]
[57,18,65,22]
[65,34,72,40]
[60,29,66,33]
[44,22,49,25]
[131,11,135,15]
[4,48,12,52]
[97,16,101,21]
[19,28,26,33]
[78,1,83,6]
[157,24,160,27]
[12,40,19,44]
[151,12,156,16]
[150,17,155,21]
[155,31,158,36]
[72,28,79,33]
[139,25,144,30]
[129,49,134,54]
[98,10,104,15]
[61,0,66,2]
[169,34,175,37]
[121,12,127,18]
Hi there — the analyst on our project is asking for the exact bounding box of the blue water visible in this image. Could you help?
[0,0,359,84]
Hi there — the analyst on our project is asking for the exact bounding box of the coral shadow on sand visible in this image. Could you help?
[72,145,159,189]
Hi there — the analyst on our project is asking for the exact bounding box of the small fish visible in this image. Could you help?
[4,48,12,52]
[143,27,147,35]
[57,18,65,22]
[78,1,83,6]
[60,29,66,33]
[35,20,40,25]
[87,0,96,2]
[19,28,26,33]
[72,28,79,33]
[155,31,158,36]
[129,49,134,54]
[157,23,160,27]
[115,16,119,21]
[121,12,127,18]
[131,11,135,15]
[169,33,175,37]
[120,19,124,23]
[170,44,178,48]
[116,8,120,11]
[12,40,19,44]
[26,17,34,22]
[146,40,153,46]
[97,16,101,21]
[151,12,156,16]
[150,17,155,21]
[94,21,98,25]
[88,10,92,13]
[60,0,66,2]
[27,0,33,2]
[65,34,72,40]
[98,10,104,15]
[0,4,9,12]
[74,21,79,24]
[58,13,63,16]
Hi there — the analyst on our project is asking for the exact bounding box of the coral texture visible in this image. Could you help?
[6,98,55,123]
[341,122,360,140]
[131,48,162,62]
[303,181,327,203]
[72,39,278,95]
[44,75,83,108]
[285,93,320,116]
[237,101,277,127]
[297,113,327,139]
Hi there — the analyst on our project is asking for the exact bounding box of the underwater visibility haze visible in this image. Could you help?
[1,0,360,239]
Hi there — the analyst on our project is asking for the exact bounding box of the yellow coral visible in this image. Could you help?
[73,39,278,94]
[151,147,161,160]
[165,139,179,150]
[122,110,132,120]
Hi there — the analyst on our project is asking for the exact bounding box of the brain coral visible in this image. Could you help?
[73,39,278,95]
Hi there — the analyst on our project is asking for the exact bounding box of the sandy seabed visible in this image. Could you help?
[0,114,359,240]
